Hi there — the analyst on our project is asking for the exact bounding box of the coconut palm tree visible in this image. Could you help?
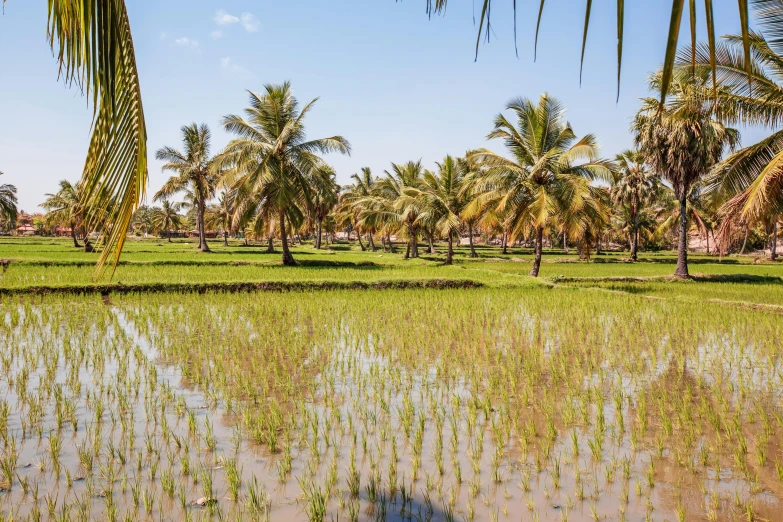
[151,200,184,242]
[42,180,83,248]
[610,149,660,260]
[0,173,18,226]
[375,161,426,259]
[310,168,340,249]
[154,124,218,253]
[412,156,471,264]
[217,83,350,265]
[458,153,488,258]
[337,168,380,250]
[559,186,611,260]
[132,206,155,237]
[472,94,613,277]
[633,70,739,277]
[205,191,237,247]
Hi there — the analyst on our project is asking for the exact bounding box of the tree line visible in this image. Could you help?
[12,8,783,278]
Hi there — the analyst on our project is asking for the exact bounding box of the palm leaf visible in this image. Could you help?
[617,0,625,101]
[661,0,686,103]
[427,0,752,105]
[48,0,147,277]
[580,0,593,84]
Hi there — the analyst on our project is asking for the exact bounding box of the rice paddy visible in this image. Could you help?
[1,237,783,521]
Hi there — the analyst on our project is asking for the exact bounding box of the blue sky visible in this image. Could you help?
[0,1,763,212]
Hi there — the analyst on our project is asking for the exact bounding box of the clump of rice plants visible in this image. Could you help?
[0,284,781,520]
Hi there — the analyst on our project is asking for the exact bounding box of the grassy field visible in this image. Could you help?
[1,237,782,521]
[1,236,782,305]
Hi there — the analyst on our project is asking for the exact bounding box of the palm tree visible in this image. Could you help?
[151,200,184,242]
[205,191,237,247]
[472,94,613,277]
[633,70,739,278]
[217,83,350,266]
[680,6,783,258]
[42,180,83,248]
[310,168,340,249]
[338,168,378,250]
[458,154,487,258]
[413,156,470,264]
[376,161,426,259]
[154,124,218,253]
[610,149,659,260]
[132,206,155,236]
[0,173,18,226]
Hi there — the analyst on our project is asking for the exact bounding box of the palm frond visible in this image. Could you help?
[48,0,147,276]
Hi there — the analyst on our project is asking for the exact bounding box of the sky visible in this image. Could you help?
[0,1,767,213]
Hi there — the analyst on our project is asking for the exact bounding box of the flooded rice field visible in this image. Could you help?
[0,288,781,521]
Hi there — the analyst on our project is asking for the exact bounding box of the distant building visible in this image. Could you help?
[16,224,36,236]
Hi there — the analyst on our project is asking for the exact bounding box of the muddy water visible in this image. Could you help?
[0,290,781,521]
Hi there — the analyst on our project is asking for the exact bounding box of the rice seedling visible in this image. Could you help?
[0,272,778,521]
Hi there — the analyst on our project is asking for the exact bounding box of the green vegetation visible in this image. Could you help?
[1,237,782,306]
[0,283,781,521]
[5,3,783,521]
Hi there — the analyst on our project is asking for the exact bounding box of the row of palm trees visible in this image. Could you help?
[38,4,783,278]
[40,71,778,277]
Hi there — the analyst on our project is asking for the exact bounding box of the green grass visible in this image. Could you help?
[1,237,781,306]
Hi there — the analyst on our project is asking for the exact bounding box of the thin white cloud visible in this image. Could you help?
[160,33,168,41]
[220,56,253,78]
[211,30,224,40]
[174,37,199,49]
[240,13,260,33]
[214,9,239,26]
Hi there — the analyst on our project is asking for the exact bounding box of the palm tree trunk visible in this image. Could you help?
[674,198,689,279]
[630,195,639,261]
[563,232,569,254]
[446,234,454,265]
[387,232,395,253]
[771,221,778,261]
[530,226,544,277]
[357,231,365,251]
[368,233,376,251]
[71,224,81,248]
[410,227,419,258]
[224,231,229,247]
[267,236,275,253]
[501,232,508,255]
[740,224,749,255]
[706,230,710,255]
[279,210,296,266]
[427,231,435,254]
[315,219,322,249]
[168,229,172,242]
[468,222,477,258]
[197,192,210,253]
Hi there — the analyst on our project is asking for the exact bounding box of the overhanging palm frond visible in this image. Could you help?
[422,0,751,103]
[48,0,147,276]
